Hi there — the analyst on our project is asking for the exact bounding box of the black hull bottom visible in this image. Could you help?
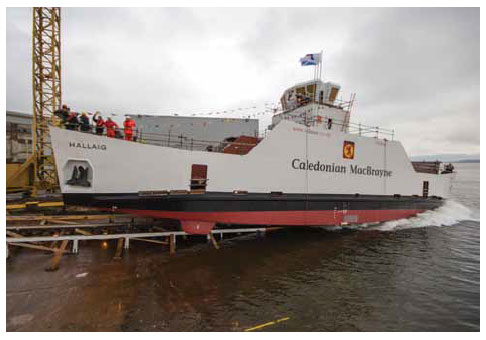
[63,192,444,228]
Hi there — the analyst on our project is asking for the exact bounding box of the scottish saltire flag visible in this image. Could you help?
[300,53,321,66]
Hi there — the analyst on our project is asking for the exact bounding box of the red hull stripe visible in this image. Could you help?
[117,209,425,226]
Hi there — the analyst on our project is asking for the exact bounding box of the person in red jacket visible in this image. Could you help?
[93,112,105,135]
[123,116,136,141]
[105,117,118,138]
[66,112,79,130]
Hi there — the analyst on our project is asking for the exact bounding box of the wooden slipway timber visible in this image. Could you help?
[6,211,280,270]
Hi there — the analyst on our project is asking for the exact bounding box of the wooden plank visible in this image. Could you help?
[6,230,24,238]
[49,219,77,225]
[46,240,70,271]
[209,232,220,250]
[131,237,168,245]
[74,228,93,236]
[169,234,176,255]
[6,154,34,186]
[6,214,131,222]
[10,242,69,253]
[6,230,43,245]
[113,238,124,260]
[49,231,64,250]
[38,201,64,208]
[6,204,27,210]
[6,201,63,210]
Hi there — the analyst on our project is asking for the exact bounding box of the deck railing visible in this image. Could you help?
[274,110,395,140]
[51,110,395,154]
[52,122,260,152]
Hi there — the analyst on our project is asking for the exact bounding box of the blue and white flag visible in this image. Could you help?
[299,53,321,66]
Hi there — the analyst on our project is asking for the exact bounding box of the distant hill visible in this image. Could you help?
[411,153,480,163]
[453,159,480,163]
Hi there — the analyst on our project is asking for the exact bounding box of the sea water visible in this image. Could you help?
[6,163,480,331]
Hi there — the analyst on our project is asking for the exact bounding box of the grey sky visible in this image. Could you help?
[6,7,479,156]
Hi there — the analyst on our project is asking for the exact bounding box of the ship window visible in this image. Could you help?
[191,164,208,192]
[306,84,315,95]
[306,84,316,102]
[296,87,305,95]
[329,87,339,102]
[319,91,324,104]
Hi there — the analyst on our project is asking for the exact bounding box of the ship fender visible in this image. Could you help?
[180,220,215,235]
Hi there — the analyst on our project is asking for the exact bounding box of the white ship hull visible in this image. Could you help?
[49,119,453,234]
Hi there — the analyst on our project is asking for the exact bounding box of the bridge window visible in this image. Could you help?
[306,84,316,101]
[329,86,339,102]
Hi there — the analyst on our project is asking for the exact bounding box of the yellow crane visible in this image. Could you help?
[7,7,62,196]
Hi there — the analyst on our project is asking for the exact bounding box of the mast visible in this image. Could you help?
[305,52,323,205]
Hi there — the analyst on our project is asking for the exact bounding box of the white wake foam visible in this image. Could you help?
[369,200,479,232]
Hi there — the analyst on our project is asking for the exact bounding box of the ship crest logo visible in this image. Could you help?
[343,141,355,159]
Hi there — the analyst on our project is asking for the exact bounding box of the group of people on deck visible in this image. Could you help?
[54,105,137,141]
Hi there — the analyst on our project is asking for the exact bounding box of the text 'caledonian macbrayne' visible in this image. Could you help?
[291,159,392,178]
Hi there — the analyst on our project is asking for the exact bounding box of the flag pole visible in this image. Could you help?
[319,58,322,80]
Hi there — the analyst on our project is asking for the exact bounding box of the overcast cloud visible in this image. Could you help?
[6,7,479,156]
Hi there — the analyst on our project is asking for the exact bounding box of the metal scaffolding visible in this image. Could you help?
[31,7,62,193]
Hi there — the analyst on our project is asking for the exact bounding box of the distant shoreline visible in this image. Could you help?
[411,159,479,163]
[452,159,480,163]
[410,155,480,163]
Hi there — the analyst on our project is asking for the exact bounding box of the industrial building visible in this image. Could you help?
[6,111,33,163]
[133,115,259,151]
[6,111,35,192]
[6,110,259,156]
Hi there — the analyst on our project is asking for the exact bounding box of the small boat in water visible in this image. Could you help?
[50,72,455,234]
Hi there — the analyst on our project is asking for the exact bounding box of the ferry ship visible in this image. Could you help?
[49,75,455,234]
